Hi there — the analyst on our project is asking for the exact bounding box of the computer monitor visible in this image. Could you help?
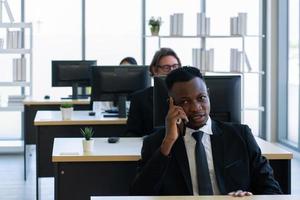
[91,65,151,118]
[52,60,97,99]
[153,75,241,127]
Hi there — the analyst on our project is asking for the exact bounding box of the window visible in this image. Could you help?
[26,0,81,98]
[85,0,141,65]
[278,0,300,150]
[287,0,299,144]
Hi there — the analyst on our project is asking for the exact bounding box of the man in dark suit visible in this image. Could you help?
[126,48,181,137]
[130,67,282,196]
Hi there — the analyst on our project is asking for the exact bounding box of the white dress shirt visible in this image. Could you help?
[183,117,221,195]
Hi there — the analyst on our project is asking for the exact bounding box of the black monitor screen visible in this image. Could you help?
[153,75,241,127]
[91,65,151,117]
[52,60,97,99]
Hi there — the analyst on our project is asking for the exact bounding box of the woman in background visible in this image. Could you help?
[125,47,181,137]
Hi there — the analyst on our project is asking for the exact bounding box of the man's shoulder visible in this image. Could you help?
[212,120,252,140]
[213,120,249,131]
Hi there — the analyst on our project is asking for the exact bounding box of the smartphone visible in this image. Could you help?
[168,97,187,136]
[177,118,186,136]
[174,104,187,137]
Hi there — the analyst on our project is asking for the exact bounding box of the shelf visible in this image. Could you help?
[0,49,31,54]
[0,82,31,86]
[0,105,24,111]
[0,140,23,153]
[145,34,264,39]
[0,22,32,28]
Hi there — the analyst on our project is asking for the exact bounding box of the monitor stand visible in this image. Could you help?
[117,95,127,118]
[61,83,89,99]
[61,95,89,100]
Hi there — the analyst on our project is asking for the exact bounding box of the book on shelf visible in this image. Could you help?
[230,12,247,36]
[238,13,247,36]
[192,48,214,72]
[170,13,184,36]
[8,95,26,103]
[230,48,242,72]
[12,57,26,82]
[0,38,3,49]
[197,13,210,36]
[6,30,22,49]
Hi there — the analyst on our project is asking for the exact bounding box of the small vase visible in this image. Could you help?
[60,107,73,120]
[150,25,160,36]
[82,139,94,153]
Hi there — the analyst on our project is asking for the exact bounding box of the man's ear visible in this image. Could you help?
[207,88,210,96]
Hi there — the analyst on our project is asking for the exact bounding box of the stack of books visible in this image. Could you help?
[230,12,247,36]
[8,95,26,107]
[6,30,22,49]
[230,48,243,72]
[192,48,214,72]
[12,58,26,81]
[170,13,184,36]
[0,38,4,49]
[197,13,210,36]
[230,48,252,72]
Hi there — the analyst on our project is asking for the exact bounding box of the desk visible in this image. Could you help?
[24,97,90,144]
[91,196,299,200]
[23,97,90,180]
[34,110,127,200]
[255,137,293,194]
[90,196,299,200]
[53,138,142,200]
[52,137,292,200]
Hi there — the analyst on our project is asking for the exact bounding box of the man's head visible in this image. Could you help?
[120,57,137,65]
[149,48,181,76]
[165,67,210,129]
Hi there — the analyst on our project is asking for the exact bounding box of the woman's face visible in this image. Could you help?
[152,55,180,76]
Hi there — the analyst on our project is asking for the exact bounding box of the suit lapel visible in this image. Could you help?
[210,120,226,194]
[173,136,193,194]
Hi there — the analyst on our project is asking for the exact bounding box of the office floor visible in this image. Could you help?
[0,145,299,200]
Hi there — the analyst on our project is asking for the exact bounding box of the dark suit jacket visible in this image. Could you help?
[126,87,155,137]
[130,120,282,195]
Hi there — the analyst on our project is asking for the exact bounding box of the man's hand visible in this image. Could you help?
[160,97,188,156]
[228,190,253,197]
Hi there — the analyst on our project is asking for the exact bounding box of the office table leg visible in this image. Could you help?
[269,159,291,194]
[24,143,26,181]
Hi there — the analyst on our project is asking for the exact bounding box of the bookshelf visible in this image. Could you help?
[0,22,33,111]
[144,11,264,123]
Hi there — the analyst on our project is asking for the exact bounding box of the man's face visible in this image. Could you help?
[153,55,180,76]
[170,77,210,130]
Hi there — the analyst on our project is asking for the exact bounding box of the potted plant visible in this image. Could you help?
[81,127,95,153]
[60,103,73,120]
[149,16,162,36]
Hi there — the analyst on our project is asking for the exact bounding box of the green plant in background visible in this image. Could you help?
[148,16,162,36]
[60,103,73,108]
[80,127,94,140]
[148,16,162,27]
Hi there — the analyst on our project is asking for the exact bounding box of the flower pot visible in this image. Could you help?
[150,25,160,36]
[60,107,73,120]
[82,139,94,153]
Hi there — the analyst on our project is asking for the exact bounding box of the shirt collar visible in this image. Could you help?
[185,117,213,136]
